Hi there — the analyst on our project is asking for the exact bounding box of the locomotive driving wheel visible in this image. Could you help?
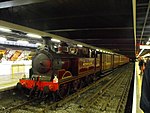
[88,75,94,83]
[79,78,86,89]
[72,80,80,93]
[57,83,70,99]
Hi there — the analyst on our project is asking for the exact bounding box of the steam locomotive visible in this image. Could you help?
[17,37,129,99]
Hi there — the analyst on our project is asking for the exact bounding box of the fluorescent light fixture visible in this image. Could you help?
[0,27,11,32]
[77,44,83,47]
[100,50,102,52]
[0,37,7,41]
[146,41,150,45]
[26,33,41,39]
[140,45,150,49]
[137,49,144,57]
[143,53,150,57]
[96,49,99,51]
[111,52,113,54]
[51,38,61,43]
[17,40,29,44]
[0,40,36,48]
[36,43,42,46]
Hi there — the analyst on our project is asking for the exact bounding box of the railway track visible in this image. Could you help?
[0,90,28,113]
[0,88,47,113]
[0,63,133,113]
[81,64,133,113]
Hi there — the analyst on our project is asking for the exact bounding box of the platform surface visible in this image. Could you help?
[135,62,143,113]
[0,75,19,92]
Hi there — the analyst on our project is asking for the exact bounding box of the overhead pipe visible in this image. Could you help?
[132,0,136,56]
[45,27,133,32]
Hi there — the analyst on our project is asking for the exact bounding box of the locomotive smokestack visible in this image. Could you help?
[42,36,53,51]
[42,36,51,46]
[42,36,55,52]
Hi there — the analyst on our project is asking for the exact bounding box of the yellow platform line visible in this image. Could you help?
[137,74,142,94]
[137,73,144,113]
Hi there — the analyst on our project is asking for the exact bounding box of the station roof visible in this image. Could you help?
[136,0,150,56]
[0,0,146,59]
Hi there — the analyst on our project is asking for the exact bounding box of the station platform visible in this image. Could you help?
[133,62,143,113]
[0,75,19,92]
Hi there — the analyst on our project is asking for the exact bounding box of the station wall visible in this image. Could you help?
[0,60,31,79]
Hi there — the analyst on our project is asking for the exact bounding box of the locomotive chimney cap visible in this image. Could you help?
[42,36,52,39]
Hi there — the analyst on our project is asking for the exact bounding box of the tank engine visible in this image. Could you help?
[17,37,81,98]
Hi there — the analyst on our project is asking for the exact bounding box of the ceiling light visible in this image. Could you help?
[0,37,7,41]
[17,40,29,44]
[36,43,42,46]
[146,41,150,45]
[26,33,41,39]
[77,44,83,47]
[51,38,61,43]
[137,49,144,57]
[143,53,150,57]
[111,52,114,54]
[96,49,99,51]
[0,27,11,32]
